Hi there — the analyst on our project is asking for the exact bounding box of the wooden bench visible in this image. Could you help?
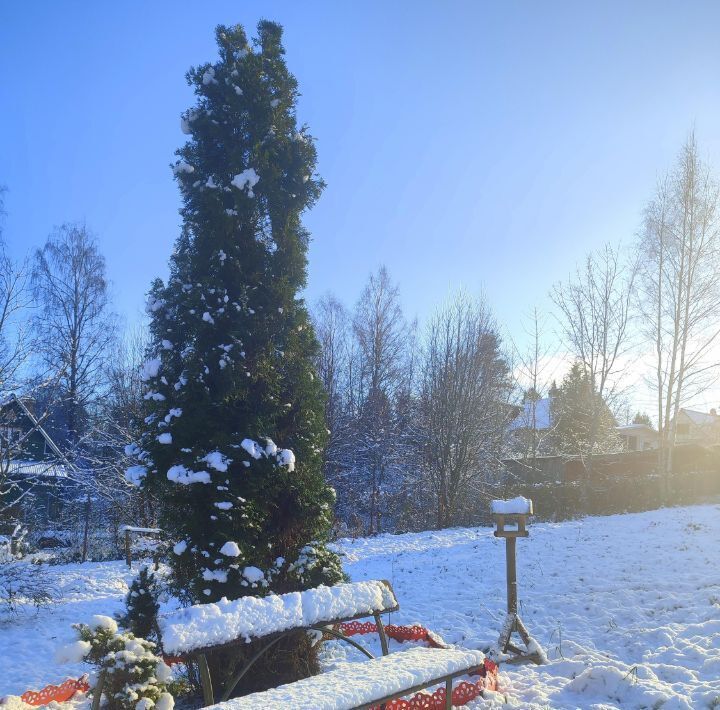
[158,580,401,705]
[205,646,488,710]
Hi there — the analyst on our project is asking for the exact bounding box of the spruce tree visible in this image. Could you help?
[121,567,160,640]
[125,21,342,692]
[552,362,617,455]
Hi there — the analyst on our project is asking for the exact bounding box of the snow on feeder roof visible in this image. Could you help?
[491,496,533,516]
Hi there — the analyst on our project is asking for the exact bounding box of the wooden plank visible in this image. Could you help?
[120,526,162,534]
[169,604,400,659]
[124,529,131,569]
[493,529,529,538]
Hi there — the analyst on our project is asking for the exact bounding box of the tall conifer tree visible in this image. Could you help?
[126,21,342,689]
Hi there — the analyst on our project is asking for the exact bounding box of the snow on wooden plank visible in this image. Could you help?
[491,496,533,515]
[159,580,398,655]
[120,526,162,533]
[206,647,486,710]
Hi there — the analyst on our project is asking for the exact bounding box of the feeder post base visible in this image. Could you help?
[495,612,546,666]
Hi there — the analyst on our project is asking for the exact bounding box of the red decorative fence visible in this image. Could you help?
[337,621,499,708]
[16,624,498,708]
[19,676,90,706]
[339,620,447,648]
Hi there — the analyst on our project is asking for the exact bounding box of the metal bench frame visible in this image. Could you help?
[355,662,486,710]
[166,580,399,705]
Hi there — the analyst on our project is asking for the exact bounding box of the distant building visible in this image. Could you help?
[506,396,555,456]
[0,395,77,532]
[509,397,553,432]
[616,423,658,451]
[672,408,720,446]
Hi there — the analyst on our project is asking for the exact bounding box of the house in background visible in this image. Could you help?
[672,408,720,446]
[509,397,662,454]
[506,396,555,456]
[616,423,658,451]
[615,409,720,451]
[0,394,77,533]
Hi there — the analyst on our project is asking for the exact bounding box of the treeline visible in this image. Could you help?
[1,132,719,546]
[0,208,147,558]
[313,134,720,532]
[312,271,512,533]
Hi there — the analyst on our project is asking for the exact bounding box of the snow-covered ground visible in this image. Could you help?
[2,504,720,708]
[335,504,720,709]
[0,561,134,698]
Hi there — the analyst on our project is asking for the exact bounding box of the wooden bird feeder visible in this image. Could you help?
[491,497,545,665]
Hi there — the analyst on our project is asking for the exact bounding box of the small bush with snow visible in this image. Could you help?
[0,559,53,616]
[67,615,174,710]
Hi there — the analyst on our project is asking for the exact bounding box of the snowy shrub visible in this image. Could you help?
[0,560,52,615]
[67,616,174,710]
[119,567,161,640]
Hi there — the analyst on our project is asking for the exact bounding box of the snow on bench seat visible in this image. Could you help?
[206,646,487,710]
[160,580,398,655]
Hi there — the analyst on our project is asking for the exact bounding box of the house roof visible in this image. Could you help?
[509,397,552,431]
[6,459,71,479]
[616,423,657,436]
[1,394,76,471]
[679,409,719,426]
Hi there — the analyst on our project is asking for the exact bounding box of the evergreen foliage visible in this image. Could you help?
[126,21,342,607]
[522,387,542,404]
[121,566,160,641]
[552,362,618,455]
[71,616,174,710]
[632,411,652,427]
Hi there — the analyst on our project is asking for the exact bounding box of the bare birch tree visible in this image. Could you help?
[0,189,46,535]
[510,308,559,462]
[0,189,32,395]
[31,224,117,445]
[84,325,156,544]
[312,293,353,523]
[551,242,636,461]
[350,266,409,534]
[638,135,720,495]
[420,292,511,528]
[313,294,351,454]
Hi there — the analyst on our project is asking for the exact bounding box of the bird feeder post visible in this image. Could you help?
[492,497,545,665]
[505,528,517,615]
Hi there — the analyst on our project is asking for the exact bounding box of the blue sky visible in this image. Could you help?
[2,1,720,371]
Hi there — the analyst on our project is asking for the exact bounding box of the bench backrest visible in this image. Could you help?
[159,579,398,656]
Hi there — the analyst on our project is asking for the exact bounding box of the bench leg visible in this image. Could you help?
[198,653,214,706]
[445,677,453,710]
[373,612,389,656]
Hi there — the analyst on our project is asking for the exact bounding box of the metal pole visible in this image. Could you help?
[373,612,389,656]
[198,654,214,706]
[444,678,452,710]
[505,536,517,614]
